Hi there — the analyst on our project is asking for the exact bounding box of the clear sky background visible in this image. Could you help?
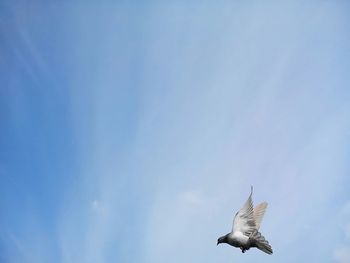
[1,1,350,262]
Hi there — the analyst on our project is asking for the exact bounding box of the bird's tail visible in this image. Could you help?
[250,230,273,255]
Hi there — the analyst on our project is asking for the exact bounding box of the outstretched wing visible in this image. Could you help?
[232,187,256,236]
[253,202,268,230]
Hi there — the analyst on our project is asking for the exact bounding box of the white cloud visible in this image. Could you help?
[90,199,109,218]
[334,247,350,263]
[178,190,203,206]
[333,201,350,262]
[91,199,100,210]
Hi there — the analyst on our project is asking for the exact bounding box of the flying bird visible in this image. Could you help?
[217,187,273,254]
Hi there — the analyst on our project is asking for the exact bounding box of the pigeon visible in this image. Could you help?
[217,186,273,254]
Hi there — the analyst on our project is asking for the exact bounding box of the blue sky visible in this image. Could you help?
[1,1,350,262]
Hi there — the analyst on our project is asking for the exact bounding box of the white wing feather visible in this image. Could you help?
[253,202,268,230]
[232,187,256,236]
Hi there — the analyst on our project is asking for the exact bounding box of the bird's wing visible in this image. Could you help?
[253,202,268,230]
[232,187,256,236]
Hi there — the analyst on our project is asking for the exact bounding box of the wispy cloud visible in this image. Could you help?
[334,247,350,263]
[1,1,350,263]
[334,201,350,263]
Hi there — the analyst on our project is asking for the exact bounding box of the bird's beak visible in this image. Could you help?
[217,241,219,246]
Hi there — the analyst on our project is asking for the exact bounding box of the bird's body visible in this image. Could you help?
[217,187,273,255]
[229,231,249,246]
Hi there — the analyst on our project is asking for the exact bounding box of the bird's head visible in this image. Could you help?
[217,235,227,246]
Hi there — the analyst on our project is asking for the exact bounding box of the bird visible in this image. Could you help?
[217,186,273,255]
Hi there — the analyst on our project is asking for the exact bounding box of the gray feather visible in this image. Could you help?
[250,230,273,255]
